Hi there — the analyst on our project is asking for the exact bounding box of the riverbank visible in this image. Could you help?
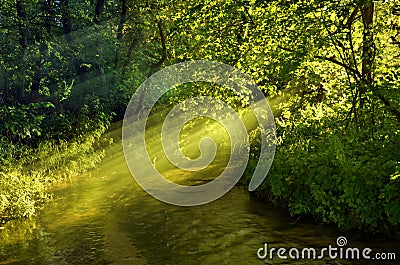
[1,114,399,241]
[243,122,400,239]
[0,125,110,225]
[1,146,398,265]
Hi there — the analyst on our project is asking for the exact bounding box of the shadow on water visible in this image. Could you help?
[0,125,398,264]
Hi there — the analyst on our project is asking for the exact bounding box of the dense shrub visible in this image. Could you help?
[245,102,400,237]
[0,104,112,223]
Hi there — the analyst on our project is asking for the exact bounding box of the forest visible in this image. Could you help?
[0,0,399,240]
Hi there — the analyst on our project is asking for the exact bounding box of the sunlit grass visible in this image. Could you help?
[0,127,108,224]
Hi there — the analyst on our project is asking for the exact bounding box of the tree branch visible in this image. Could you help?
[344,6,360,29]
[315,55,362,78]
[148,19,167,77]
[243,5,255,25]
[374,91,400,122]
[277,45,362,78]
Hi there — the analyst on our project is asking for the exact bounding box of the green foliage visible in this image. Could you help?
[0,124,108,223]
[0,0,145,223]
[246,101,400,235]
[0,0,399,238]
[0,102,54,144]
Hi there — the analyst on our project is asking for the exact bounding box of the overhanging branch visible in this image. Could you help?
[374,91,400,122]
[148,19,167,77]
[314,55,362,78]
[277,45,362,78]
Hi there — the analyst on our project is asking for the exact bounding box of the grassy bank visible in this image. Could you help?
[0,121,111,225]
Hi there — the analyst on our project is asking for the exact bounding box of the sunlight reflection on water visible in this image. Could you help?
[0,126,398,265]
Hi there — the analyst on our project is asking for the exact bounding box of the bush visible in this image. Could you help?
[247,102,400,237]
[0,110,111,223]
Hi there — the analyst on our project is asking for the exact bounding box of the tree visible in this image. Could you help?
[15,0,27,101]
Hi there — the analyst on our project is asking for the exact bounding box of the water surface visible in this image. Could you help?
[1,129,398,264]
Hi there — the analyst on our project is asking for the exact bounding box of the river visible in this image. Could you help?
[0,126,398,264]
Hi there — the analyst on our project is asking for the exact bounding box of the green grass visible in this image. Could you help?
[0,127,109,224]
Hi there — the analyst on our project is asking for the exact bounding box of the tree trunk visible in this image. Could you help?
[30,43,48,100]
[16,0,27,102]
[94,0,105,24]
[43,0,54,34]
[0,65,9,99]
[123,35,142,69]
[114,0,128,69]
[61,0,73,41]
[360,0,374,107]
[60,0,87,84]
[30,1,54,101]
[135,20,167,115]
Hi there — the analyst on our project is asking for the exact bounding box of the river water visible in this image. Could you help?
[0,127,398,264]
